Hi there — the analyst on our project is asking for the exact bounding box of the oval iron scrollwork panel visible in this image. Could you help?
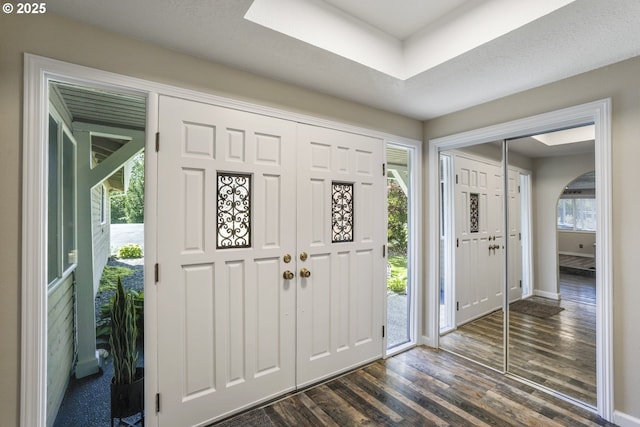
[217,172,252,249]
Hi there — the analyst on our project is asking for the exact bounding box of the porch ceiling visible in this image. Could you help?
[51,82,146,191]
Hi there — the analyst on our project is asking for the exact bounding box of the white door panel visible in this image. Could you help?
[157,97,297,426]
[296,124,385,387]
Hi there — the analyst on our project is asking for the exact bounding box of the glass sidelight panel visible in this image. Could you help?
[386,145,414,351]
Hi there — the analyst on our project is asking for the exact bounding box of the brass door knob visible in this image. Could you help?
[300,268,311,278]
[283,270,294,280]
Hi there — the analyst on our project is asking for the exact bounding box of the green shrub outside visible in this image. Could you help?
[387,256,407,294]
[118,243,143,259]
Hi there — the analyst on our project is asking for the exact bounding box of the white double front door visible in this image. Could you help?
[156,96,385,426]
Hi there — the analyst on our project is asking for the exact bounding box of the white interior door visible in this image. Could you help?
[295,124,385,387]
[455,156,503,325]
[157,96,297,426]
[156,99,386,426]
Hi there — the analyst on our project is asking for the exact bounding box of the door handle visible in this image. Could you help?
[300,268,311,278]
[283,270,295,280]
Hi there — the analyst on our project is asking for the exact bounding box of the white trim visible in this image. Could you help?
[21,53,420,427]
[520,172,534,298]
[558,251,595,258]
[427,99,613,421]
[439,152,455,334]
[22,53,48,427]
[614,411,640,427]
[533,289,561,300]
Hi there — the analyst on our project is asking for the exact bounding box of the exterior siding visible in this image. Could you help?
[92,184,111,295]
[47,274,75,427]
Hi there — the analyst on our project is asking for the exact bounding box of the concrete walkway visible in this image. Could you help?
[110,223,144,255]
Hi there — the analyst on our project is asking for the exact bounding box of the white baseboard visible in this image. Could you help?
[421,335,436,348]
[614,411,640,427]
[559,251,595,258]
[533,289,561,300]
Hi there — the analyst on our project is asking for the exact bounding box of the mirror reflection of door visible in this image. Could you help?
[438,142,505,372]
[507,126,597,407]
[438,124,597,408]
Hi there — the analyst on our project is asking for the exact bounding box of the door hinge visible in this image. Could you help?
[518,185,521,193]
[154,263,159,283]
[456,238,459,248]
[155,393,161,413]
[456,174,459,184]
[382,244,386,257]
[382,325,385,338]
[456,301,460,311]
[155,132,160,152]
[519,279,522,288]
[519,232,522,241]
[382,163,386,176]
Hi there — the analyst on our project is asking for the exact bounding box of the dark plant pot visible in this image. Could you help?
[111,367,144,420]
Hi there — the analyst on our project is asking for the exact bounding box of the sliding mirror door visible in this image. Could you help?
[506,125,597,407]
[439,142,505,371]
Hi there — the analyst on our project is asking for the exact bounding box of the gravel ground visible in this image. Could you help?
[94,258,144,332]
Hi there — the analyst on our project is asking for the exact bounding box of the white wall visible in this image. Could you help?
[558,231,596,257]
[532,153,595,296]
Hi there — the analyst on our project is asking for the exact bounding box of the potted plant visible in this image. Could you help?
[110,276,144,426]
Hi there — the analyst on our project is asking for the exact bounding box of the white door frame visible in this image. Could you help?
[427,99,613,420]
[21,54,421,427]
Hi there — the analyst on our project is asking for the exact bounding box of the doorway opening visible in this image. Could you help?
[46,80,147,427]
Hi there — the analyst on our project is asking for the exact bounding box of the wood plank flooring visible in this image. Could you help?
[213,345,612,427]
[440,273,596,407]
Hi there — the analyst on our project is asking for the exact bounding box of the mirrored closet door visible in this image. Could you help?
[438,124,598,408]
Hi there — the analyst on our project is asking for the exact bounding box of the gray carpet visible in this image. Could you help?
[510,299,564,318]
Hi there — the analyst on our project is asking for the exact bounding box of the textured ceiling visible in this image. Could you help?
[46,0,640,120]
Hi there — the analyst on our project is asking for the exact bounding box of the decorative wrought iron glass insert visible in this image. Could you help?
[217,172,252,248]
[332,182,354,243]
[470,192,479,233]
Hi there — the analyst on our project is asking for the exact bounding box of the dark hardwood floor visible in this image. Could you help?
[213,345,611,427]
[440,273,597,407]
